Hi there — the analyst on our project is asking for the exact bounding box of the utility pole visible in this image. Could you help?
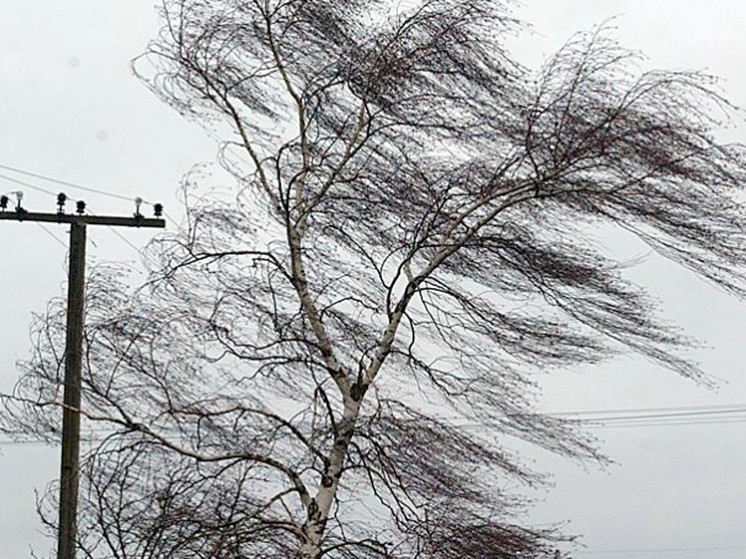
[0,192,165,559]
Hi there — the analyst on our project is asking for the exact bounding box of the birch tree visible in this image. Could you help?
[6,1,746,557]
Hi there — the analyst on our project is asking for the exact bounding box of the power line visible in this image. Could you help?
[0,438,61,447]
[35,222,68,248]
[0,162,144,203]
[0,433,110,447]
[576,544,746,555]
[554,402,746,417]
[589,417,746,429]
[445,403,746,431]
[584,409,746,428]
[85,208,146,256]
[105,226,144,255]
[0,172,58,198]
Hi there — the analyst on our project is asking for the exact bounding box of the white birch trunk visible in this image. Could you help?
[297,399,360,558]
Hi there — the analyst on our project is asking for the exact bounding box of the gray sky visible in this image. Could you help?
[1,1,745,557]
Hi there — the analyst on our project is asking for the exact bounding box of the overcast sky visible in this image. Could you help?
[1,2,745,557]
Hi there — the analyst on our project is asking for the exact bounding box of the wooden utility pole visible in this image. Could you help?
[58,220,86,559]
[0,194,164,559]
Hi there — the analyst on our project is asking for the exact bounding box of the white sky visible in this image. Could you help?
[1,1,745,557]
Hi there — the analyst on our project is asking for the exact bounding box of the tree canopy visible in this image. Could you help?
[4,1,746,557]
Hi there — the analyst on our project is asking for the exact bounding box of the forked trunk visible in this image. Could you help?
[298,541,322,559]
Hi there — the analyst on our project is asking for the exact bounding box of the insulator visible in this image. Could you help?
[57,192,67,213]
[0,195,7,210]
[154,203,163,217]
[76,200,86,214]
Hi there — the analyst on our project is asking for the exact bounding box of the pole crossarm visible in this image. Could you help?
[0,210,165,228]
